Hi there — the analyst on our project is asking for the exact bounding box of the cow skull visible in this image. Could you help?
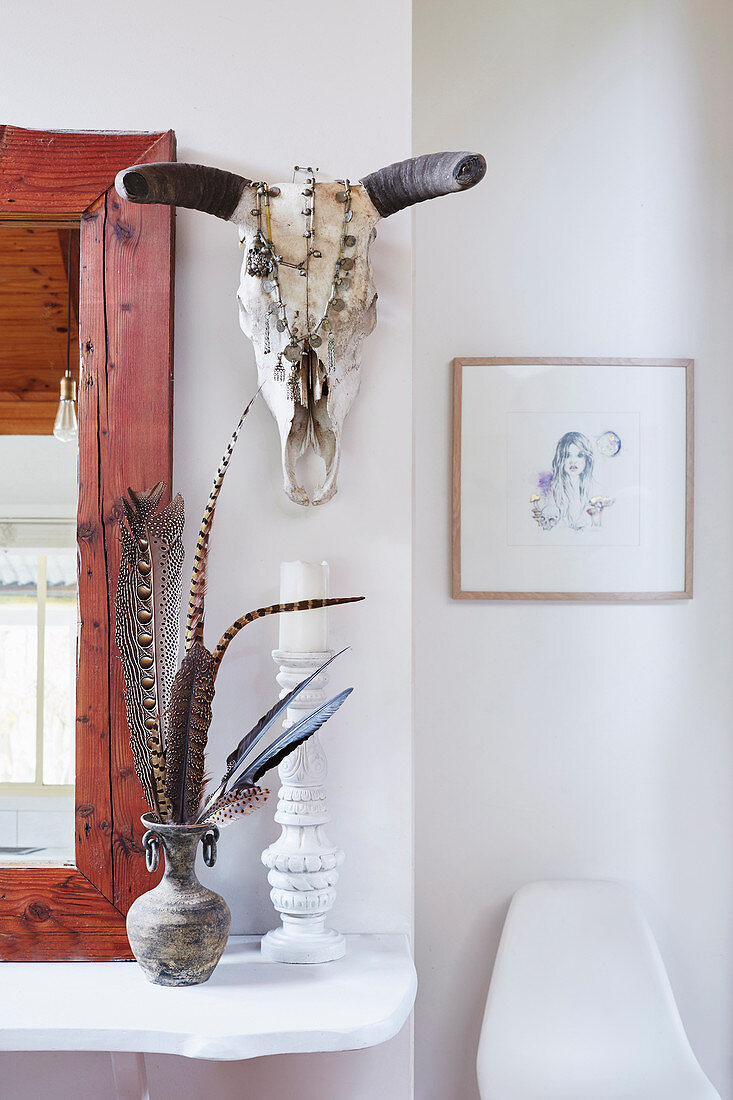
[116,152,486,505]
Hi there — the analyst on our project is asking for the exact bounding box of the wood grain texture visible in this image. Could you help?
[451,357,694,602]
[76,193,115,899]
[0,868,133,960]
[103,132,175,913]
[0,867,127,928]
[0,931,133,962]
[0,127,170,220]
[0,127,174,959]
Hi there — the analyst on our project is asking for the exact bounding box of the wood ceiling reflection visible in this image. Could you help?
[0,225,79,435]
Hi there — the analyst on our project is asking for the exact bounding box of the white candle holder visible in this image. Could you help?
[260,648,346,963]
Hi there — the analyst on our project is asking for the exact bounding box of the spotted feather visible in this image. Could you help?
[202,785,270,829]
[115,483,184,819]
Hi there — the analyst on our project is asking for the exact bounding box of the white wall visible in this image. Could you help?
[414,2,733,1097]
[1,0,413,1096]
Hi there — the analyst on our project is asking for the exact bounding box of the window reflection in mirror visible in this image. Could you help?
[0,224,79,865]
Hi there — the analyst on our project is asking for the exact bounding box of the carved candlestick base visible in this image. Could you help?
[261,650,346,963]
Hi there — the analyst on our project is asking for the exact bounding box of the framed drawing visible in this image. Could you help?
[452,358,693,601]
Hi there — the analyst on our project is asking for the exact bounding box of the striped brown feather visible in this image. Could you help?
[211,596,364,675]
[186,391,260,651]
[164,642,216,824]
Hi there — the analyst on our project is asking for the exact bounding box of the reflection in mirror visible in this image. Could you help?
[0,224,79,865]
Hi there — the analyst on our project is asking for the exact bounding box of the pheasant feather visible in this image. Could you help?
[113,408,363,837]
[186,390,260,651]
[143,491,186,749]
[164,642,216,824]
[115,484,184,819]
[212,597,364,675]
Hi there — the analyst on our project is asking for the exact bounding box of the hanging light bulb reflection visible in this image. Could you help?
[53,369,77,442]
[54,231,78,443]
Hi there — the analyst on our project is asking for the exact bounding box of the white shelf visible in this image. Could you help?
[0,933,416,1061]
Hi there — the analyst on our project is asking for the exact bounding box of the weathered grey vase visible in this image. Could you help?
[126,814,231,987]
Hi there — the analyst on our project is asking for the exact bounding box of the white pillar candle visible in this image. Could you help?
[279,561,330,653]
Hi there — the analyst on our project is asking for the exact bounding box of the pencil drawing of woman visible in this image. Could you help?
[531,431,614,532]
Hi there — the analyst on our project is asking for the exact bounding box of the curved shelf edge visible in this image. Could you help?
[0,933,417,1061]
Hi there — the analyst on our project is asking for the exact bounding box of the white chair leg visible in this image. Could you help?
[110,1052,150,1100]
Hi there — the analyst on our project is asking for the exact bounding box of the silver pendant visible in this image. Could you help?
[284,343,301,363]
[247,245,273,277]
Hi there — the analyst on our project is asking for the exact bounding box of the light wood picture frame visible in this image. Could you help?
[452,358,694,601]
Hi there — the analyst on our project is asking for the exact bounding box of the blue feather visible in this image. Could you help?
[233,687,352,790]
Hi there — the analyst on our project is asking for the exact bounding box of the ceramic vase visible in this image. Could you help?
[126,813,231,987]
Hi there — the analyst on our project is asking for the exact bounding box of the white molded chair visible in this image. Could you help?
[476,880,720,1099]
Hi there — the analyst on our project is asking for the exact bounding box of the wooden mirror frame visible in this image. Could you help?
[0,127,175,960]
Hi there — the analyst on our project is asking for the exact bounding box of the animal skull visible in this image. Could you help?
[116,153,486,505]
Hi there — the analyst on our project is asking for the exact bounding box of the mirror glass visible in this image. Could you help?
[0,224,79,864]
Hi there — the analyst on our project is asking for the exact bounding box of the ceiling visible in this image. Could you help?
[0,225,79,435]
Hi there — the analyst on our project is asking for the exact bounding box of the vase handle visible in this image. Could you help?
[142,829,160,873]
[202,825,220,868]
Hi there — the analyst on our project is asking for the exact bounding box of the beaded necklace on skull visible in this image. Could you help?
[244,168,357,406]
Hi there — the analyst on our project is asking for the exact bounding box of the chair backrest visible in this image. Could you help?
[476,880,719,1099]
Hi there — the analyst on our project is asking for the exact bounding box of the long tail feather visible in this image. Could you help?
[186,390,260,651]
[164,642,216,823]
[212,597,364,676]
[197,648,348,822]
[115,484,184,819]
[202,785,270,829]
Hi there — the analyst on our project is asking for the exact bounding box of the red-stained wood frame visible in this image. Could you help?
[0,127,175,959]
